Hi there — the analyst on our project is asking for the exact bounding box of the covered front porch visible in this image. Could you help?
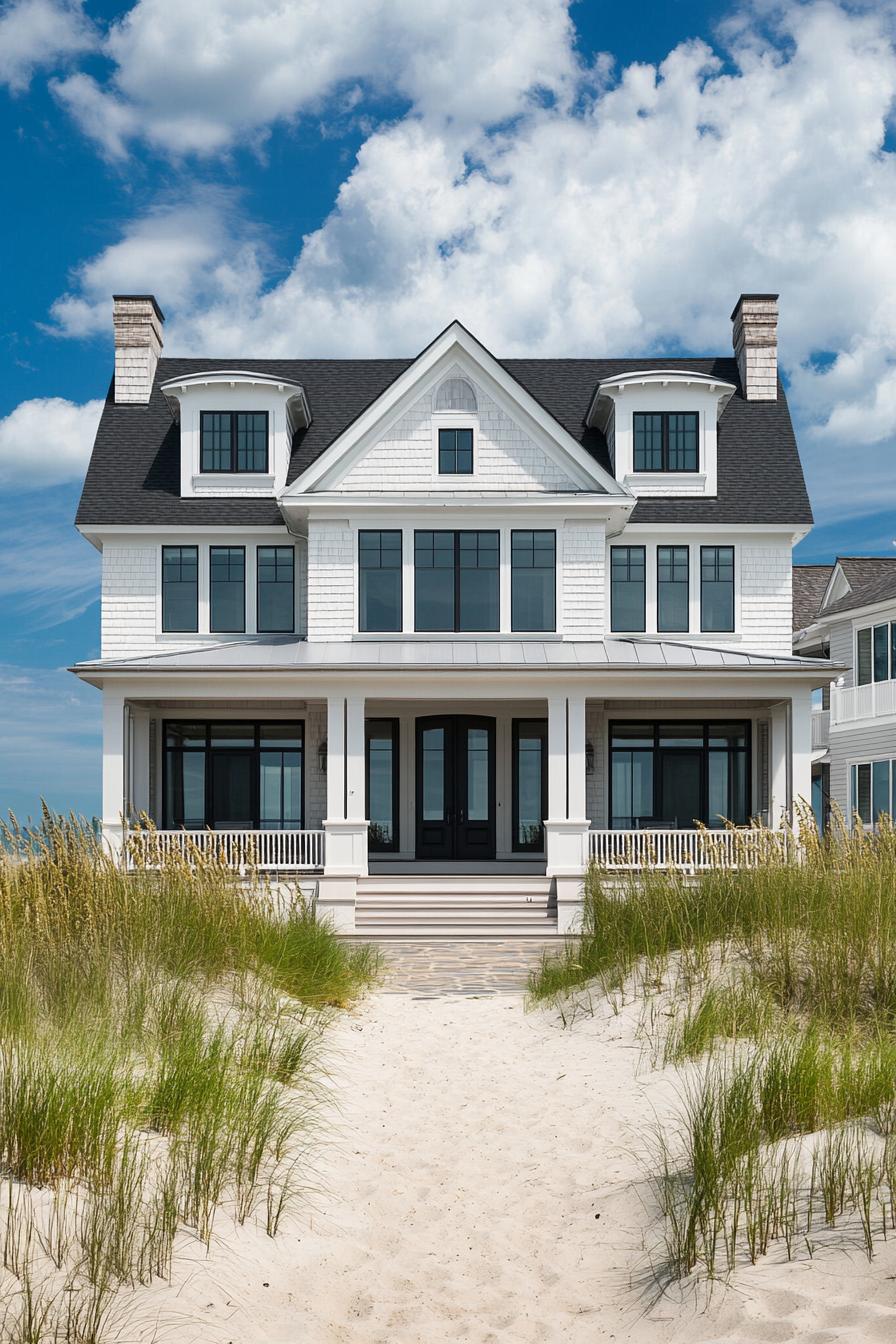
[106,679,813,933]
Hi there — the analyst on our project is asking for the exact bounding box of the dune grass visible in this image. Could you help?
[0,810,377,1341]
[530,811,896,1281]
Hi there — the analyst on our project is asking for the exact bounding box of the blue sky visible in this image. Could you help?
[1,0,895,821]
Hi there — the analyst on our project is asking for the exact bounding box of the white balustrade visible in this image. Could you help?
[587,827,790,872]
[127,828,325,872]
[832,679,896,726]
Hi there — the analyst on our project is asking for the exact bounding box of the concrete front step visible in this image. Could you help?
[359,878,552,895]
[355,924,558,938]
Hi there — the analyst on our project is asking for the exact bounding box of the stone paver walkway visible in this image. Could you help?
[345,936,571,995]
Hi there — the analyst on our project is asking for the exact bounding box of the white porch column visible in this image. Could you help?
[101,690,126,863]
[769,701,789,828]
[790,688,813,829]
[544,692,589,935]
[319,693,367,933]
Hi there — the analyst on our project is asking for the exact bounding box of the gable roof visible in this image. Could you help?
[792,563,834,631]
[820,557,896,619]
[76,352,813,529]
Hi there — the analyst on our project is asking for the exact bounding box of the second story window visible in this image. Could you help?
[610,545,646,632]
[257,546,295,634]
[856,623,896,686]
[359,531,402,632]
[657,545,689,633]
[633,412,698,472]
[201,412,269,473]
[414,531,499,632]
[209,546,245,632]
[511,530,556,632]
[438,428,473,474]
[161,545,198,632]
[700,546,735,632]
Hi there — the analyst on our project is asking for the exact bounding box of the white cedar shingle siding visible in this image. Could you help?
[739,543,792,655]
[562,524,605,640]
[307,522,354,641]
[336,385,579,493]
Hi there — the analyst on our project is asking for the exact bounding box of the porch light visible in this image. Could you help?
[585,741,595,774]
[318,739,328,774]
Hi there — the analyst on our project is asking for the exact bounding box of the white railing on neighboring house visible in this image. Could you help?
[832,679,896,726]
[127,828,325,872]
[811,708,830,750]
[588,827,791,872]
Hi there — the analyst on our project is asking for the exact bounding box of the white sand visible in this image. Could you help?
[143,989,896,1344]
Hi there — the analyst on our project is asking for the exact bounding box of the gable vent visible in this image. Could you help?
[434,376,477,412]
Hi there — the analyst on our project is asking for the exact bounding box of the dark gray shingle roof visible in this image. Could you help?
[792,563,834,631]
[821,557,896,618]
[76,354,813,528]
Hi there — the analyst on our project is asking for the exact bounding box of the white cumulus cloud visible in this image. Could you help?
[0,396,103,486]
[0,0,96,93]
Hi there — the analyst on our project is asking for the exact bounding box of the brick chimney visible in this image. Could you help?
[731,293,778,401]
[113,295,164,404]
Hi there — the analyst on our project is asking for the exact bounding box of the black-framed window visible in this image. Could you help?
[633,412,698,472]
[511,530,555,632]
[163,721,303,831]
[700,546,735,632]
[359,531,402,632]
[610,545,646,632]
[856,623,895,686]
[438,427,473,474]
[257,546,294,633]
[366,719,399,852]
[161,545,198,632]
[200,412,269,473]
[851,760,896,827]
[209,546,245,633]
[609,720,750,829]
[512,719,547,852]
[414,530,499,632]
[657,545,689,633]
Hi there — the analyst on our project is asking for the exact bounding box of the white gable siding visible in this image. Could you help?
[562,523,605,640]
[740,542,792,656]
[307,521,354,641]
[335,385,579,494]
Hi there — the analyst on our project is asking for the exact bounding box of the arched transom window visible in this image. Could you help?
[434,376,478,413]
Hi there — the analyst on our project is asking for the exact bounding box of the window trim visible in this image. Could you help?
[610,544,647,633]
[510,529,556,633]
[161,544,199,633]
[437,426,475,476]
[365,718,400,853]
[700,544,735,634]
[256,545,295,634]
[511,718,548,853]
[209,544,246,634]
[633,411,700,473]
[200,410,270,474]
[413,529,500,633]
[359,530,403,633]
[162,719,305,831]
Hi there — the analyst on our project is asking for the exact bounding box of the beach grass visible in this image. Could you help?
[0,810,377,1340]
[530,810,896,1280]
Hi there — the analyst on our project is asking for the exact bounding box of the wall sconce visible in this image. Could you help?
[318,739,328,774]
[585,741,595,774]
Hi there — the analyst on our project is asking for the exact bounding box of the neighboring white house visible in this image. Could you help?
[794,557,896,831]
[71,293,834,934]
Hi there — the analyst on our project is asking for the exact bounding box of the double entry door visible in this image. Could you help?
[415,716,496,861]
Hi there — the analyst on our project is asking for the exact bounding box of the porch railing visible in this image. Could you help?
[832,679,896,726]
[127,828,325,872]
[811,707,830,750]
[588,827,791,872]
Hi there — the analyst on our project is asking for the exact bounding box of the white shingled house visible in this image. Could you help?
[71,293,835,935]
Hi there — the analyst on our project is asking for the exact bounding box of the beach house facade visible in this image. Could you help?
[72,293,834,933]
[794,558,896,832]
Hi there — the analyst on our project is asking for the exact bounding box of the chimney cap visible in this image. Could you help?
[730,293,779,322]
[113,294,165,323]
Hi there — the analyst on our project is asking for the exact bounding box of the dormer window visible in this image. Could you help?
[200,411,269,473]
[438,427,473,474]
[633,412,698,472]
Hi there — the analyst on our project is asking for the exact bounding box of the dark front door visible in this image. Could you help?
[415,716,496,861]
[658,750,703,828]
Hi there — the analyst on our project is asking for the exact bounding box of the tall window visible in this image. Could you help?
[257,546,294,633]
[657,545,689,632]
[511,531,556,632]
[610,546,646,632]
[856,623,895,686]
[161,545,198,632]
[700,546,735,632]
[359,531,402,632]
[366,719,399,852]
[209,546,245,632]
[414,531,499,632]
[438,427,473,474]
[200,412,268,473]
[164,722,303,831]
[633,412,698,472]
[513,720,547,851]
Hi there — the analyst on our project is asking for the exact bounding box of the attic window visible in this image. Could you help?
[634,412,698,472]
[434,377,477,413]
[200,411,269,473]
